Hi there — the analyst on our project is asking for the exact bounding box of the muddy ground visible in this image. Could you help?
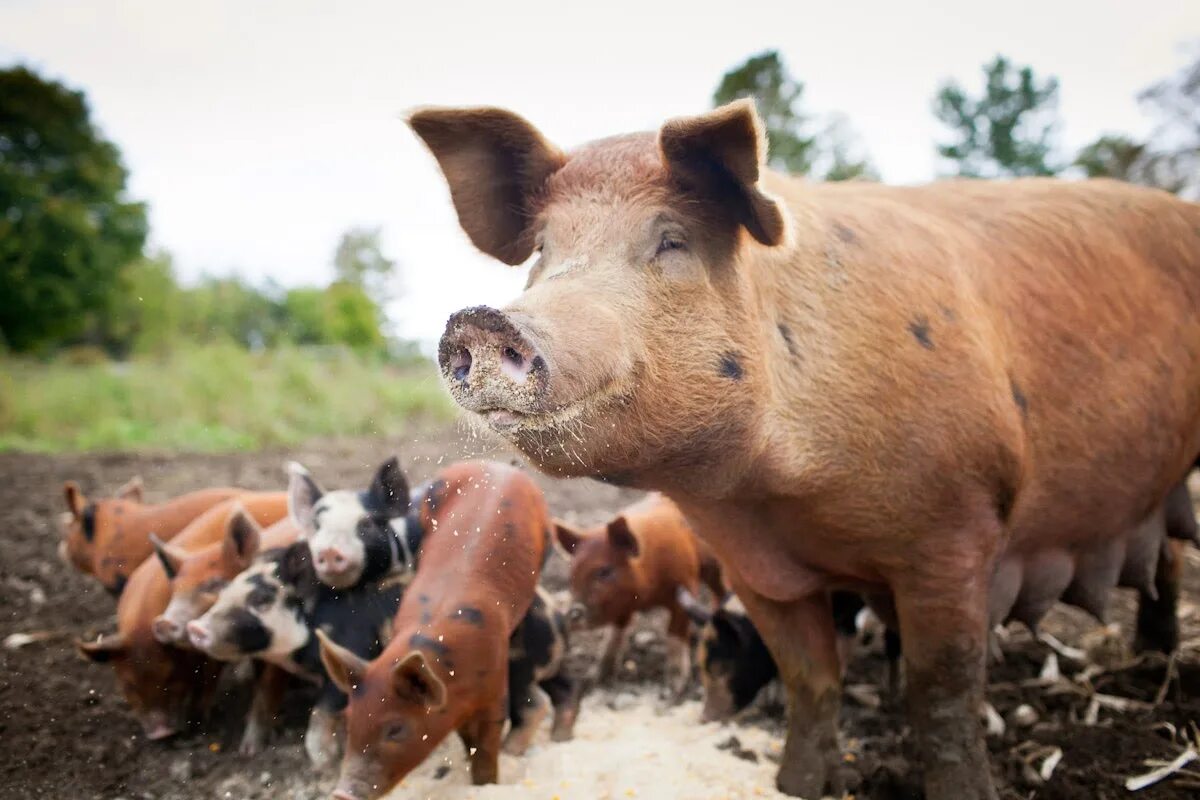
[1,425,1198,799]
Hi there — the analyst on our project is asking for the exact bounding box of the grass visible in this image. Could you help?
[0,344,455,453]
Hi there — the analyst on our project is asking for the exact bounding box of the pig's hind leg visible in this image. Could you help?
[543,673,579,742]
[239,662,289,756]
[459,699,505,784]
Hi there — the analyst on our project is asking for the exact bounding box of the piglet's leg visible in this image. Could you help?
[503,684,551,755]
[595,621,628,684]
[733,584,843,799]
[304,705,341,771]
[240,663,289,756]
[666,606,693,702]
[460,701,505,785]
[1135,539,1185,654]
[894,560,998,800]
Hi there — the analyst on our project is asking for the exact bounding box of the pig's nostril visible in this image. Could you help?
[502,346,523,368]
[450,349,472,382]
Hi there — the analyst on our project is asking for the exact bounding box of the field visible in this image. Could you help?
[1,424,1199,799]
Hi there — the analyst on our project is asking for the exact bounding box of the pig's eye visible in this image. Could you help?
[383,722,408,742]
[656,233,687,257]
[594,566,616,583]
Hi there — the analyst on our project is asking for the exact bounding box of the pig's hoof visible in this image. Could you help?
[238,735,263,757]
[501,736,530,756]
[775,763,836,799]
[550,726,574,743]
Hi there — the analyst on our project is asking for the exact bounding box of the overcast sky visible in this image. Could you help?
[2,0,1197,343]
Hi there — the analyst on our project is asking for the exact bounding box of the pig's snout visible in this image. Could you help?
[186,620,212,651]
[152,616,182,644]
[315,546,350,574]
[140,710,176,741]
[439,306,548,414]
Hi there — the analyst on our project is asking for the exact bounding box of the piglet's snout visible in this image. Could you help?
[315,547,351,575]
[186,620,212,651]
[438,306,549,413]
[151,616,181,644]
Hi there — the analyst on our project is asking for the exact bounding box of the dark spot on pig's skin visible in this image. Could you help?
[453,607,485,627]
[1010,378,1028,418]
[939,305,957,322]
[418,594,430,605]
[777,324,798,358]
[409,633,450,658]
[434,765,451,780]
[420,609,432,624]
[719,352,744,381]
[908,316,934,350]
[229,609,272,654]
[832,222,858,245]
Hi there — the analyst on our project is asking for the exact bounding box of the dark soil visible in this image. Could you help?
[1,427,1197,799]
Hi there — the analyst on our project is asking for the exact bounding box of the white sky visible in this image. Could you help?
[2,0,1198,343]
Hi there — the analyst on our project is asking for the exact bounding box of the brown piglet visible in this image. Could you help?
[77,493,288,740]
[60,478,239,594]
[554,493,725,697]
[317,461,549,800]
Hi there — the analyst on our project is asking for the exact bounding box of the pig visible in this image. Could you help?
[60,477,239,595]
[553,493,725,697]
[678,588,902,721]
[76,493,288,740]
[412,101,1200,799]
[316,460,549,800]
[187,538,403,766]
[505,585,578,752]
[151,516,301,645]
[285,456,415,590]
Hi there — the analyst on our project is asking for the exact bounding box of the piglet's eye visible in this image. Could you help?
[656,233,687,257]
[384,722,407,742]
[594,566,616,583]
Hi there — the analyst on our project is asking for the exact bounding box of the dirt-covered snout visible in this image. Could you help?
[439,306,550,421]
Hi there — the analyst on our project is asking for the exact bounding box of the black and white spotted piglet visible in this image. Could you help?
[286,456,423,591]
[188,541,403,768]
[505,585,579,753]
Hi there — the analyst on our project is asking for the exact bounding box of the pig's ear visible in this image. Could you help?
[676,586,712,626]
[286,462,324,535]
[63,481,86,518]
[221,505,262,573]
[368,456,410,520]
[115,475,144,503]
[606,516,640,558]
[659,99,787,247]
[408,107,565,266]
[316,629,369,695]
[392,651,448,711]
[149,533,187,580]
[77,633,127,663]
[553,521,583,555]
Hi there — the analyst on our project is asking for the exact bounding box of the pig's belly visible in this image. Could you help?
[990,504,1167,628]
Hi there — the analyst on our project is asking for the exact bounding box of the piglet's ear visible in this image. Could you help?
[553,521,583,555]
[316,629,368,695]
[63,481,86,518]
[368,456,410,519]
[77,633,127,663]
[606,516,640,558]
[659,99,786,247]
[150,533,187,580]
[408,106,565,266]
[221,505,262,574]
[115,475,144,503]
[286,462,324,535]
[393,650,447,711]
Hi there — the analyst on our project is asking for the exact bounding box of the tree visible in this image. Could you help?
[713,51,876,181]
[0,66,148,352]
[934,55,1062,177]
[333,226,398,300]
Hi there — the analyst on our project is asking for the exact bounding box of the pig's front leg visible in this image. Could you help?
[459,700,505,785]
[665,604,693,702]
[304,704,341,771]
[732,582,843,799]
[240,663,288,756]
[894,553,998,800]
[595,619,628,684]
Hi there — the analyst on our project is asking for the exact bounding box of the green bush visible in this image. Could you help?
[0,345,453,453]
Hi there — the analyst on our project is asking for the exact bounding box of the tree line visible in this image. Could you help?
[3,48,1198,355]
[715,46,1199,194]
[0,66,399,357]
